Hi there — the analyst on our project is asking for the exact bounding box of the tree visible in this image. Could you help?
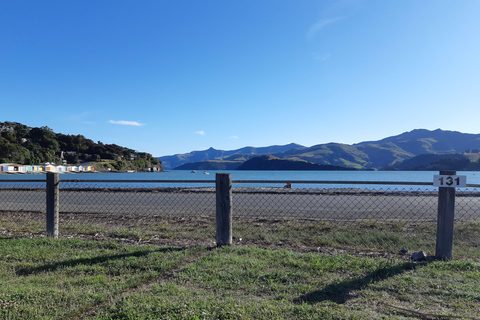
[14,124,29,143]
[134,158,149,169]
[0,143,30,163]
[1,131,16,143]
[113,160,126,170]
[65,153,80,164]
[1,122,163,169]
[28,126,59,151]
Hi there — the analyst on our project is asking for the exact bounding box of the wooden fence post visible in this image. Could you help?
[46,172,59,238]
[216,173,232,247]
[435,170,456,260]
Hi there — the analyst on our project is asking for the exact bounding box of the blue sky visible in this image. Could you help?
[1,1,479,157]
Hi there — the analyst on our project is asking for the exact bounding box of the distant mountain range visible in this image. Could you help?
[158,129,480,171]
[159,143,306,170]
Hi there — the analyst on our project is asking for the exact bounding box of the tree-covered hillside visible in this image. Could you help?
[0,122,162,171]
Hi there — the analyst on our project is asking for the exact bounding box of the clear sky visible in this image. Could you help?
[1,1,479,157]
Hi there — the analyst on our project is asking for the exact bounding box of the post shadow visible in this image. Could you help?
[16,247,186,276]
[294,261,422,304]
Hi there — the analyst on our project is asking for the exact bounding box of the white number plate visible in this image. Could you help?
[433,175,467,188]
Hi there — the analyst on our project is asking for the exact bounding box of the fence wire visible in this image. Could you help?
[0,180,46,237]
[1,179,479,257]
[54,182,216,242]
[231,186,480,256]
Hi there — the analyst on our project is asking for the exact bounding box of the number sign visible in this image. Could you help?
[433,175,466,188]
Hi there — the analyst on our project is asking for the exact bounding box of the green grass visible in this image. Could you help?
[86,247,480,319]
[2,213,479,259]
[233,219,480,259]
[0,238,202,319]
[1,238,480,319]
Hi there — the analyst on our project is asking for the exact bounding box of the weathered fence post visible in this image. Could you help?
[216,173,232,247]
[435,170,456,260]
[46,172,59,238]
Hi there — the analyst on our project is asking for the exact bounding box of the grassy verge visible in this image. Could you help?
[94,246,480,320]
[0,238,203,319]
[1,239,479,319]
[2,212,479,259]
[234,219,480,259]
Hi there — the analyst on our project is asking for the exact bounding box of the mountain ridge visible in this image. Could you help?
[159,143,306,170]
[159,129,480,171]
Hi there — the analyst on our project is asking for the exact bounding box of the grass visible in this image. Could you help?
[0,238,202,319]
[1,238,480,319]
[2,212,480,259]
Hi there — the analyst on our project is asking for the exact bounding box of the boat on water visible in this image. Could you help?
[191,170,196,173]
[203,171,209,175]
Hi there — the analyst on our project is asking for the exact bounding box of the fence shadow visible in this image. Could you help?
[294,262,422,304]
[16,247,186,276]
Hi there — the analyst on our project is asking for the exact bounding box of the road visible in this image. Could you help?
[1,188,479,222]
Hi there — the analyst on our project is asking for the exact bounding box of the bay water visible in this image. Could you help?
[3,170,480,190]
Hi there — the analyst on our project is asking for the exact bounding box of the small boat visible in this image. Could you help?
[191,170,196,173]
[203,171,209,175]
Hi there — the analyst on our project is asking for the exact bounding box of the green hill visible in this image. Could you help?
[392,153,480,171]
[174,160,243,170]
[165,129,480,171]
[159,143,306,170]
[236,155,355,171]
[0,121,162,171]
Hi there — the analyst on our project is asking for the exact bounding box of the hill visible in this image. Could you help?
[391,153,480,171]
[163,129,480,170]
[174,160,243,170]
[357,128,480,154]
[0,121,162,171]
[158,143,306,170]
[275,129,480,170]
[236,155,356,171]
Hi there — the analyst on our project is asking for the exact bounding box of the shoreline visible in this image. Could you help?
[0,185,445,196]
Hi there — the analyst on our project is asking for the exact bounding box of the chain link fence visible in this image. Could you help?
[231,185,480,258]
[1,176,479,258]
[57,182,217,242]
[0,180,45,237]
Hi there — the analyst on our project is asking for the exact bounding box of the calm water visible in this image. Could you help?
[2,170,480,190]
